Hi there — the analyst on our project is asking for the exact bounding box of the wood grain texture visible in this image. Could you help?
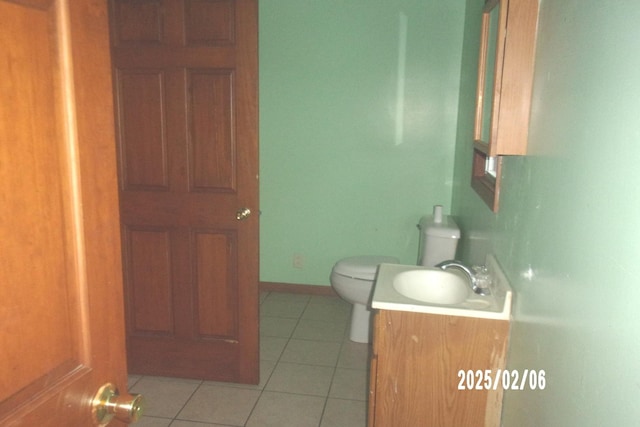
[474,0,539,157]
[110,0,259,383]
[1,0,129,424]
[370,310,510,427]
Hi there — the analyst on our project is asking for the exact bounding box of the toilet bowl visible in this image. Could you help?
[330,206,460,343]
[330,256,399,343]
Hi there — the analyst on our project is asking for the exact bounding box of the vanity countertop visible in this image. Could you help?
[371,254,512,320]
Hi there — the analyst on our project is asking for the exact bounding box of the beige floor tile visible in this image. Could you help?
[292,319,347,342]
[302,302,351,322]
[329,368,369,401]
[280,339,342,366]
[202,359,276,391]
[170,421,222,427]
[128,374,142,388]
[308,295,345,306]
[133,416,172,427]
[260,316,298,338]
[259,291,269,304]
[130,376,201,419]
[320,398,367,427]
[246,391,325,427]
[260,336,288,361]
[264,292,310,302]
[337,340,371,370]
[260,299,308,318]
[177,384,260,425]
[265,362,334,396]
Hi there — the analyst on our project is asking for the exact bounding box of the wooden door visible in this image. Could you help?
[108,0,259,383]
[0,0,136,425]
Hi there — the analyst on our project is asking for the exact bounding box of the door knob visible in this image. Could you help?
[93,383,144,426]
[236,207,252,220]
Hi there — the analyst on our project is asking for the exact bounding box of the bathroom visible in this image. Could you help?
[260,0,640,426]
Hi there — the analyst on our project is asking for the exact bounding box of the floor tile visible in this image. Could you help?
[128,374,142,388]
[246,391,325,427]
[280,339,342,366]
[170,422,225,427]
[264,292,310,303]
[265,362,334,396]
[260,299,308,318]
[177,384,260,425]
[330,368,369,401]
[169,422,218,427]
[260,316,298,338]
[308,295,344,305]
[202,359,276,391]
[130,377,201,419]
[134,416,172,427]
[337,340,371,370]
[292,318,347,342]
[128,292,369,427]
[259,291,269,304]
[320,398,367,427]
[259,336,288,361]
[302,301,351,322]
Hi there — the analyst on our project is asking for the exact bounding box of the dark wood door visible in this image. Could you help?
[108,0,259,383]
[0,0,135,425]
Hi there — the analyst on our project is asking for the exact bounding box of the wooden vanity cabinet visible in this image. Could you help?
[368,309,510,427]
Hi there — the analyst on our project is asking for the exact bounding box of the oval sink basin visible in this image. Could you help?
[392,269,469,305]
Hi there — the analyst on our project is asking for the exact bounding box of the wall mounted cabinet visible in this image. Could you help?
[472,0,539,211]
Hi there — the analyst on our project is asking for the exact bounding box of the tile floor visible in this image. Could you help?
[129,291,370,427]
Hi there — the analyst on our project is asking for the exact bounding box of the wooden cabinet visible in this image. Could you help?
[474,0,539,156]
[368,309,510,427]
[472,0,539,211]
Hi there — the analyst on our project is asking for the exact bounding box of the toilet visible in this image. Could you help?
[330,206,460,343]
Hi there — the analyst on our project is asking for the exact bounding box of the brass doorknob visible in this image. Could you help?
[236,207,252,220]
[93,383,144,426]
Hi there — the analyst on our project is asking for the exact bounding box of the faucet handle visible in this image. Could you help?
[472,265,492,294]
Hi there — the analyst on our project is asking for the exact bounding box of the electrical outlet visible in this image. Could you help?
[293,253,304,269]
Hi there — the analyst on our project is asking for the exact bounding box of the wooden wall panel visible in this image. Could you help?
[116,70,168,190]
[125,227,174,335]
[187,70,235,191]
[193,231,238,339]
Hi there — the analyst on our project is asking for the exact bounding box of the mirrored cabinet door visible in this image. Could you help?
[471,0,539,212]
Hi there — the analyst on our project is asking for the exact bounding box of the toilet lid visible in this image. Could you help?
[332,256,399,281]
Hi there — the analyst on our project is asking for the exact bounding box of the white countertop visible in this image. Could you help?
[371,255,512,321]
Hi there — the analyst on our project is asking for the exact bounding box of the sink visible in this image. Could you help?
[371,256,513,320]
[392,269,468,305]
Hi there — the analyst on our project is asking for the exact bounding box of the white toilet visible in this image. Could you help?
[330,206,460,343]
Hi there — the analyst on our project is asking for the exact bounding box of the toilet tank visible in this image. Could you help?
[417,211,460,267]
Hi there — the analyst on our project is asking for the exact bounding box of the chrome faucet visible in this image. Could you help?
[435,260,491,296]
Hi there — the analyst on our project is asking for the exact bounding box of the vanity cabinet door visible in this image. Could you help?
[369,310,510,427]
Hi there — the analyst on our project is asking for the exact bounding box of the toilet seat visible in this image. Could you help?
[332,256,399,281]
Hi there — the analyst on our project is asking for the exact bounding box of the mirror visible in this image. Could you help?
[479,1,500,143]
[472,0,503,212]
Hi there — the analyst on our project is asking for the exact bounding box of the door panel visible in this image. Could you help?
[110,0,259,383]
[0,0,132,425]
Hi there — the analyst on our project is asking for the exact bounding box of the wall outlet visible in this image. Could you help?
[293,253,304,269]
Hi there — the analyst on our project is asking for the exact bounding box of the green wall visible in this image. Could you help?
[452,0,640,425]
[259,1,466,285]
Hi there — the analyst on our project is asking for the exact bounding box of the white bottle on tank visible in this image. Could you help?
[417,205,460,267]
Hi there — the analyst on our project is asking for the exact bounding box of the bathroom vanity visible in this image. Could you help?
[368,257,512,427]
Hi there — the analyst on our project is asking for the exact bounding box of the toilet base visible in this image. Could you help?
[349,303,371,343]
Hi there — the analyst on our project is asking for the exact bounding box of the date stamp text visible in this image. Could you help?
[457,369,546,391]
